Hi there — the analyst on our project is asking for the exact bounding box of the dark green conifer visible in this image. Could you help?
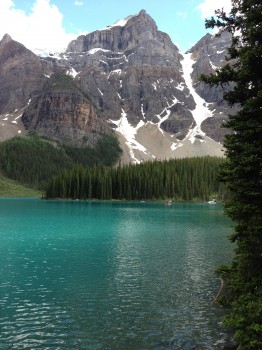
[202,1,262,348]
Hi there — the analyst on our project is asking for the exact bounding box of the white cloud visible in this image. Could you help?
[74,0,84,6]
[0,0,82,54]
[197,0,232,19]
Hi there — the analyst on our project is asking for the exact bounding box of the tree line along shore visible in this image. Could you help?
[45,157,225,201]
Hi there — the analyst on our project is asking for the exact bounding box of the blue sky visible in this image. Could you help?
[0,0,232,53]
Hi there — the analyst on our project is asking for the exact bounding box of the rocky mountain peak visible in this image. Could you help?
[124,9,157,31]
[104,9,154,29]
[66,10,160,54]
[0,33,13,46]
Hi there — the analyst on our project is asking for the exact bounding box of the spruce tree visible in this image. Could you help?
[201,1,262,348]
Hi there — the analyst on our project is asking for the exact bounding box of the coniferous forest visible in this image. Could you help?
[45,157,225,201]
[0,133,226,202]
[0,132,122,189]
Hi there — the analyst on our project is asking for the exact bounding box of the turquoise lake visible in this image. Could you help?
[0,198,233,349]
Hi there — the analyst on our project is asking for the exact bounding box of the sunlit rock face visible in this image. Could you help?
[0,11,234,162]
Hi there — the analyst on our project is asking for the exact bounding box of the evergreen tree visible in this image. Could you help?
[202,1,262,348]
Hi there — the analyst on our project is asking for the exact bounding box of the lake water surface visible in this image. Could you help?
[0,199,233,349]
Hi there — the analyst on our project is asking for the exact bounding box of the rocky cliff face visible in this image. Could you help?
[0,10,234,162]
[0,34,52,114]
[22,74,108,146]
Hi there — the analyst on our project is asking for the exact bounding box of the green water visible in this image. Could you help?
[0,199,232,349]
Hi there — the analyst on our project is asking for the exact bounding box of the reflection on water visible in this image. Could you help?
[0,199,232,349]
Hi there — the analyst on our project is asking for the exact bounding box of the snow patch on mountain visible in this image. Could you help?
[67,67,78,78]
[141,104,145,118]
[186,126,206,144]
[157,109,171,134]
[110,109,150,163]
[98,88,103,96]
[88,48,110,55]
[180,53,215,144]
[209,60,218,70]
[181,53,214,127]
[101,15,135,31]
[176,82,185,91]
[0,108,26,141]
[171,142,183,151]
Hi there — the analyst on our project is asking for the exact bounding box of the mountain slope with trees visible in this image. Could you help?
[0,133,122,190]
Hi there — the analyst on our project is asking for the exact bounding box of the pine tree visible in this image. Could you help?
[202,1,262,348]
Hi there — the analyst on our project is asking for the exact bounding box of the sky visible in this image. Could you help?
[0,0,232,54]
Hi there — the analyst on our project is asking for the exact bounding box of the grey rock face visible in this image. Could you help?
[67,10,169,54]
[0,34,53,114]
[22,74,108,146]
[189,32,230,105]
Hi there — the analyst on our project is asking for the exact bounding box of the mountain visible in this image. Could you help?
[0,10,234,163]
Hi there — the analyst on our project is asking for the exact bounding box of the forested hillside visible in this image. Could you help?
[45,157,225,201]
[0,133,122,189]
